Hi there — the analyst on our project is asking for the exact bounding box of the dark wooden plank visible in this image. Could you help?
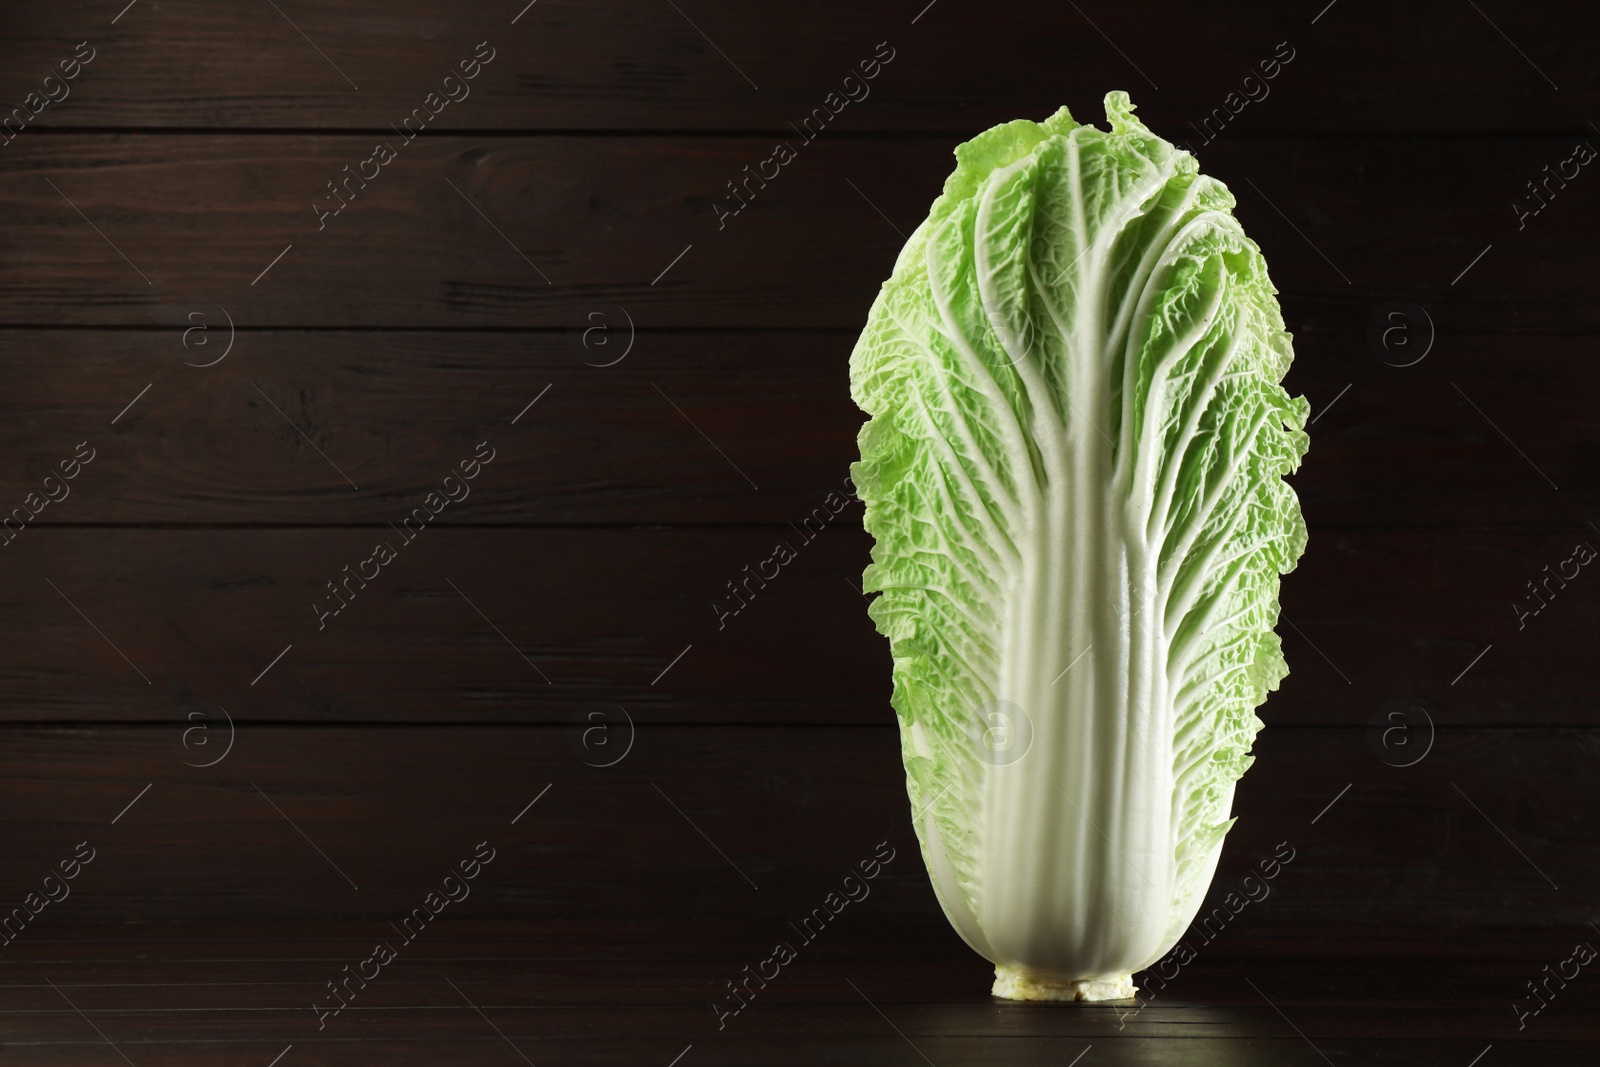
[4,1,1594,134]
[3,941,1594,1067]
[0,134,1595,331]
[0,527,1593,725]
[0,328,862,526]
[0,938,1594,1065]
[0,329,1591,527]
[0,1,1587,1059]
[0,1031,1579,1067]
[0,720,1589,1054]
[0,725,1593,942]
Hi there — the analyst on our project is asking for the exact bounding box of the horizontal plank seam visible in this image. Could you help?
[0,325,866,335]
[15,127,1600,140]
[1,325,1595,338]
[4,522,1590,534]
[0,722,1581,730]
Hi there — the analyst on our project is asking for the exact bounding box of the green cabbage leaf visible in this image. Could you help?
[849,92,1308,998]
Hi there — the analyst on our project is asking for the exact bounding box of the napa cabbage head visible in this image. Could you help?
[849,92,1308,1001]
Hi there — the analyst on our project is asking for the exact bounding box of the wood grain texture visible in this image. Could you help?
[0,527,1591,725]
[0,3,1595,1056]
[0,725,1591,931]
[3,0,1593,134]
[1,933,1594,1065]
[0,328,1590,526]
[0,133,1592,329]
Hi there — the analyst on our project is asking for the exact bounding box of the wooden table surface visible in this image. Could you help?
[2,1,1597,1063]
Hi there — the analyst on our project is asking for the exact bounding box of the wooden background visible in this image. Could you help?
[1,1,1597,1063]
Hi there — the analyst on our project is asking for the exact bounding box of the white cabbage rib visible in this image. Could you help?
[850,93,1307,997]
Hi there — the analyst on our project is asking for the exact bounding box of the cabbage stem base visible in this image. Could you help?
[991,965,1137,1002]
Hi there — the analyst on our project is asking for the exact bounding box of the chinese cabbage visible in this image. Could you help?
[849,92,1308,1000]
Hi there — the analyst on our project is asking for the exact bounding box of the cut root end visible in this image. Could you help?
[991,965,1137,1002]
